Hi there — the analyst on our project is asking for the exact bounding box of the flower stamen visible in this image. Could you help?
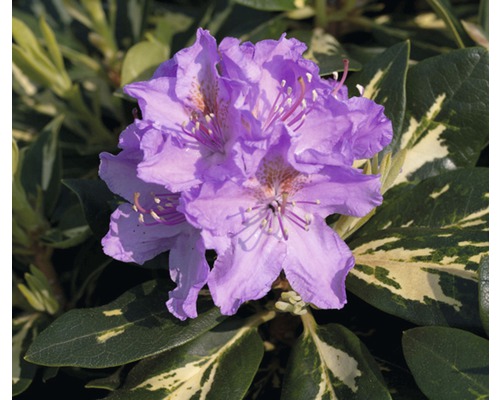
[332,59,349,98]
[133,192,185,226]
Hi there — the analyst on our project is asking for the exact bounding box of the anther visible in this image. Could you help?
[138,214,145,223]
[281,80,286,87]
[150,211,161,221]
[356,84,365,96]
[312,89,318,102]
[306,72,312,83]
[287,87,293,96]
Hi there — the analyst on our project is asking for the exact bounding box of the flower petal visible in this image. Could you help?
[137,129,203,192]
[283,217,354,309]
[181,180,256,238]
[102,203,182,265]
[208,232,286,315]
[294,165,383,218]
[344,96,393,160]
[124,77,188,128]
[99,123,169,203]
[167,231,210,320]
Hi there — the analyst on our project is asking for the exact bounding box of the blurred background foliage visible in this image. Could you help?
[12,0,488,399]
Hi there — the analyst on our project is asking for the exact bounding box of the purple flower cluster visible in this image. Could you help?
[100,29,392,320]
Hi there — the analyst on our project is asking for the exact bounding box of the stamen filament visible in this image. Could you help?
[332,59,350,97]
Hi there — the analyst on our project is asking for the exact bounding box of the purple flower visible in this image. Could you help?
[123,29,265,192]
[182,134,383,315]
[99,121,209,320]
[290,61,393,170]
[101,28,393,319]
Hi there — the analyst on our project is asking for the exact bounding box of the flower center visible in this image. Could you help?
[179,110,226,153]
[133,192,186,226]
[244,158,320,241]
[263,75,318,133]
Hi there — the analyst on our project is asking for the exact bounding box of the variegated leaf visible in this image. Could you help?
[299,28,363,76]
[348,227,486,329]
[25,280,224,368]
[402,327,488,400]
[106,320,264,400]
[392,47,488,185]
[360,168,488,233]
[347,169,487,329]
[346,41,410,138]
[13,314,41,395]
[424,0,473,48]
[479,255,489,334]
[282,317,392,400]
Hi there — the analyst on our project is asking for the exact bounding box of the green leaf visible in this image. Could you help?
[12,18,72,96]
[360,168,488,233]
[39,16,65,72]
[18,265,60,315]
[106,319,264,400]
[20,116,64,217]
[41,201,92,249]
[232,0,298,11]
[282,316,392,400]
[25,280,224,368]
[479,255,489,334]
[12,17,45,59]
[151,11,193,49]
[85,366,124,391]
[392,47,488,185]
[121,41,169,86]
[346,41,410,139]
[12,314,41,395]
[62,178,117,238]
[347,169,488,329]
[402,327,488,400]
[424,0,472,48]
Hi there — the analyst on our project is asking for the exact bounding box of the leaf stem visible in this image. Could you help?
[247,309,277,329]
[300,308,317,334]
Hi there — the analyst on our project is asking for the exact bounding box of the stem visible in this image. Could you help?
[33,244,66,310]
[300,308,317,334]
[247,309,277,329]
[315,0,328,29]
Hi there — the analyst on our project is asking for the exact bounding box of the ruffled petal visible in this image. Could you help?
[99,123,170,203]
[293,165,383,218]
[101,203,182,265]
[124,77,188,128]
[137,130,203,192]
[344,96,393,160]
[167,231,210,320]
[283,217,354,309]
[208,233,286,315]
